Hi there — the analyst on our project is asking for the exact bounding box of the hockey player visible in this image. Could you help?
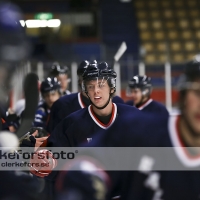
[46,60,91,133]
[34,62,143,200]
[34,77,61,130]
[47,62,137,147]
[47,60,124,133]
[58,60,200,200]
[120,60,200,200]
[126,75,169,117]
[49,63,71,95]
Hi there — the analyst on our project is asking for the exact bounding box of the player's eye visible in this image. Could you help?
[87,85,94,90]
[98,81,106,88]
[98,83,103,88]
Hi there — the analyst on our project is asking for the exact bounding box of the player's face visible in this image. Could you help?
[86,79,112,107]
[131,88,143,105]
[43,91,60,108]
[57,74,69,92]
[183,86,200,134]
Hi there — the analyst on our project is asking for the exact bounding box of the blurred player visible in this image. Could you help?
[0,1,45,199]
[47,60,124,133]
[121,59,200,200]
[126,75,169,117]
[49,63,71,95]
[34,77,61,130]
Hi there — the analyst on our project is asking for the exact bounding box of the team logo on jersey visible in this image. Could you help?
[87,138,92,143]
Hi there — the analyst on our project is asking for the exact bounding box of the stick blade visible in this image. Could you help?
[114,42,127,62]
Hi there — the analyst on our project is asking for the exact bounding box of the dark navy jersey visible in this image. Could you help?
[126,99,169,120]
[47,92,124,133]
[88,115,200,200]
[48,106,168,199]
[124,115,200,200]
[0,171,44,200]
[112,95,124,104]
[45,103,140,199]
[138,99,168,115]
[34,102,50,130]
[125,100,134,106]
[47,103,138,148]
[47,92,88,133]
[62,89,71,95]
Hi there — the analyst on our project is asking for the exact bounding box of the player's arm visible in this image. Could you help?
[47,117,71,147]
[33,107,46,128]
[46,100,64,133]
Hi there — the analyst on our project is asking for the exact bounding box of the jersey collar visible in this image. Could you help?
[78,92,85,108]
[168,115,200,167]
[138,99,153,110]
[88,103,117,129]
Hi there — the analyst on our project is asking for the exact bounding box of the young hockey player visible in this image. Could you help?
[47,60,124,133]
[38,62,143,200]
[47,62,138,147]
[57,60,200,200]
[34,77,61,130]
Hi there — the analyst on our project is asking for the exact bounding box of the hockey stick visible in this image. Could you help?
[113,42,127,96]
[16,72,39,138]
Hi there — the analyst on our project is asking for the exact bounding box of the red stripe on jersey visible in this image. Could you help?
[176,116,200,160]
[90,103,115,128]
[1,118,6,124]
[80,93,86,108]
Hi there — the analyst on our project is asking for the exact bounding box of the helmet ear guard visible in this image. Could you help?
[142,89,148,96]
[108,77,116,95]
[81,81,87,93]
[142,86,152,97]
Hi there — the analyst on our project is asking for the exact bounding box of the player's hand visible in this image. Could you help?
[19,130,48,150]
[32,130,48,151]
[29,127,49,138]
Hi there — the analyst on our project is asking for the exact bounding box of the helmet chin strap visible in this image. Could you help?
[135,93,149,108]
[135,88,150,108]
[86,90,112,110]
[135,95,145,108]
